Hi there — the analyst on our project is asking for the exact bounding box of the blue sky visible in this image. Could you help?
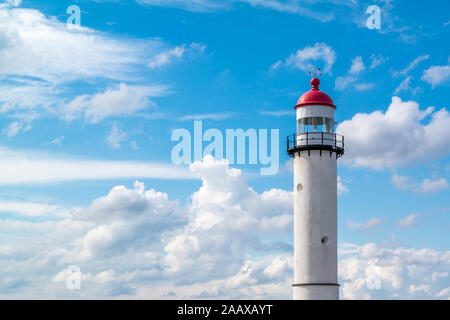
[0,0,449,299]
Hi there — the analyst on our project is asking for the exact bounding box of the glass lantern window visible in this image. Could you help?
[297,117,335,134]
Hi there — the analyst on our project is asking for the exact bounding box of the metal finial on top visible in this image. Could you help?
[308,67,322,78]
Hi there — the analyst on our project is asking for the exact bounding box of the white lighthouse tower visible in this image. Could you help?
[287,76,344,300]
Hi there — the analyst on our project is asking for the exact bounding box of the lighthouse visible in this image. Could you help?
[287,76,344,300]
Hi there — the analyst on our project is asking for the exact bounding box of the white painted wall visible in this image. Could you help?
[293,150,338,300]
[296,105,334,120]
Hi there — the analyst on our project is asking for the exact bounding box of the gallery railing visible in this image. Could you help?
[287,132,344,158]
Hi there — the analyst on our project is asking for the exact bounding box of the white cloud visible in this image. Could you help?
[0,200,75,218]
[0,6,193,125]
[130,141,139,151]
[106,123,127,149]
[148,42,206,69]
[337,97,450,169]
[349,56,365,75]
[260,110,295,117]
[2,121,22,137]
[335,56,372,91]
[422,64,450,88]
[163,156,292,281]
[49,135,64,146]
[137,0,335,22]
[337,176,349,195]
[369,54,388,69]
[396,213,419,228]
[240,0,334,22]
[0,145,197,185]
[136,0,229,12]
[416,177,449,193]
[354,83,375,91]
[393,76,422,95]
[339,243,450,300]
[391,174,448,194]
[0,7,158,84]
[60,83,168,123]
[335,75,357,91]
[148,45,185,69]
[0,0,22,8]
[347,218,385,231]
[0,156,293,298]
[393,55,430,77]
[0,156,449,299]
[272,42,336,73]
[179,113,234,121]
[428,272,448,283]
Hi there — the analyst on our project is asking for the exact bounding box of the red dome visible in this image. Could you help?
[295,77,336,109]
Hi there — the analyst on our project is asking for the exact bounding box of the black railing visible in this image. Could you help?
[287,132,344,157]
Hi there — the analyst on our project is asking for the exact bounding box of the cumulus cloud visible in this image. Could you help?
[272,42,336,74]
[337,97,450,169]
[0,155,293,298]
[422,64,450,88]
[339,243,450,300]
[0,156,449,299]
[163,156,292,282]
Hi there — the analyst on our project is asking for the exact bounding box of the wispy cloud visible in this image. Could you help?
[396,213,419,228]
[335,56,371,91]
[106,123,127,149]
[0,146,197,184]
[272,42,336,74]
[136,0,335,22]
[337,176,349,195]
[148,43,206,69]
[393,55,430,77]
[260,110,294,117]
[393,76,422,96]
[347,218,385,231]
[49,136,65,146]
[60,83,169,123]
[391,174,448,194]
[179,113,234,121]
[369,54,388,69]
[354,83,375,91]
[0,200,75,218]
